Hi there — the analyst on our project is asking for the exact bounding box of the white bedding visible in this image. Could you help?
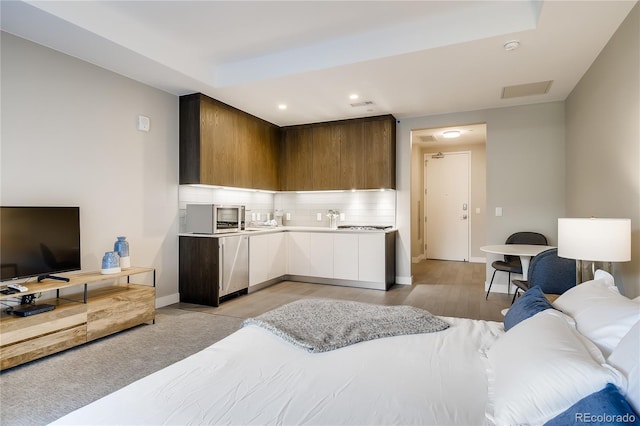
[52,316,504,425]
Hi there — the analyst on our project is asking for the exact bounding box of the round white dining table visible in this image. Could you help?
[480,244,555,280]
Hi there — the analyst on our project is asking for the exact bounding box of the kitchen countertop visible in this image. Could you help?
[179,226,397,238]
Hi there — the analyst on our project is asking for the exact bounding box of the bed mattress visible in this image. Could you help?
[52,316,504,425]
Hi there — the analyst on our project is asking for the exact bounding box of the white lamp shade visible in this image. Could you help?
[558,218,631,262]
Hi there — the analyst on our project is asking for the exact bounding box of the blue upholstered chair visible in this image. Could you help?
[511,248,576,304]
[485,231,548,300]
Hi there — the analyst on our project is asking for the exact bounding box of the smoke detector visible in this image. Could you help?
[503,40,520,51]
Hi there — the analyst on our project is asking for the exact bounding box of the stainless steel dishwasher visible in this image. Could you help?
[218,234,249,298]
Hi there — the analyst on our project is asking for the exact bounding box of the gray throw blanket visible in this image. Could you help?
[241,298,449,353]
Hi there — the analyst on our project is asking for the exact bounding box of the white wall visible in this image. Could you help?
[397,102,566,289]
[565,3,639,298]
[1,33,180,305]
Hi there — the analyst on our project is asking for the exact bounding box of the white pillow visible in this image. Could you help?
[594,269,615,286]
[607,320,640,414]
[485,310,625,425]
[553,277,640,357]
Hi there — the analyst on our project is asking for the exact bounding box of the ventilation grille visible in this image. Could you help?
[501,80,553,99]
[419,135,437,143]
[350,100,374,107]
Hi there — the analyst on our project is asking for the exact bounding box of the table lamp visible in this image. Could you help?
[557,218,631,283]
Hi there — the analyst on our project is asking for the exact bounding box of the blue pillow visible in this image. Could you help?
[545,383,639,425]
[504,286,553,331]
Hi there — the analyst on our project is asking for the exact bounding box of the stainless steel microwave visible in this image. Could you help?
[186,204,245,234]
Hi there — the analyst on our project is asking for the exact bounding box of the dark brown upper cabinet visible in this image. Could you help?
[179,93,280,190]
[280,115,396,191]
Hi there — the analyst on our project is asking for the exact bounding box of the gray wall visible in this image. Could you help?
[565,3,640,298]
[1,33,180,304]
[397,102,567,289]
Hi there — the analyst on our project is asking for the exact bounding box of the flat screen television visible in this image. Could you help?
[0,206,81,282]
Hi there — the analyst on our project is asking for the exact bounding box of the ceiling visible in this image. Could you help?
[1,1,636,127]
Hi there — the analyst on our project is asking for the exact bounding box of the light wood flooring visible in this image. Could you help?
[177,259,512,322]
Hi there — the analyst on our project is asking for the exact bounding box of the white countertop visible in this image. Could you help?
[179,226,397,238]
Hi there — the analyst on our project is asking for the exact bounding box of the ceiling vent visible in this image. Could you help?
[419,135,437,143]
[501,80,553,99]
[350,100,374,107]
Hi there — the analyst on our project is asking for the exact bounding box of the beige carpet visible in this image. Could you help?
[0,306,243,425]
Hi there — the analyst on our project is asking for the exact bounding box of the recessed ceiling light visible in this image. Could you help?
[349,94,359,100]
[278,104,287,110]
[442,130,461,139]
[503,40,520,51]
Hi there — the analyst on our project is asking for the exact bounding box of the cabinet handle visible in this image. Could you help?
[219,242,225,293]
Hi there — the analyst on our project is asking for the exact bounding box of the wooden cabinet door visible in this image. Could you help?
[312,124,341,190]
[363,117,396,189]
[252,123,280,190]
[179,236,219,307]
[200,98,236,187]
[281,126,313,191]
[234,112,254,188]
[339,120,365,190]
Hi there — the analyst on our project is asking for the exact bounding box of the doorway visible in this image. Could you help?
[410,123,487,281]
[425,151,470,261]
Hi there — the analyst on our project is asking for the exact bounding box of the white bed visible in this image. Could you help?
[52,272,639,425]
[53,316,503,425]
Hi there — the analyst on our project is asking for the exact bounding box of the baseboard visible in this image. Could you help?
[470,256,486,263]
[156,293,180,308]
[412,254,427,263]
[395,275,412,285]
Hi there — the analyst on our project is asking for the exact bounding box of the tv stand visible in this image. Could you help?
[37,274,70,283]
[0,267,155,370]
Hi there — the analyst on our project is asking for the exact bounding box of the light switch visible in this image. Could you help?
[316,213,322,221]
[476,208,481,214]
[339,213,346,221]
[256,213,261,220]
[495,207,503,217]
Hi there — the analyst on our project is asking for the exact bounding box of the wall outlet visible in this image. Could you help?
[256,213,261,220]
[339,213,346,221]
[316,213,322,221]
[495,207,503,217]
[286,213,291,221]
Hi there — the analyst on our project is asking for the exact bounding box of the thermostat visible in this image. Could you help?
[137,115,150,132]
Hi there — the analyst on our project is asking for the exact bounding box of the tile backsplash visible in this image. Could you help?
[179,185,396,231]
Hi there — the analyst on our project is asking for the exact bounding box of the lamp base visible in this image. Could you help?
[575,260,613,283]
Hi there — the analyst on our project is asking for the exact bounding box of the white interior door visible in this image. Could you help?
[424,151,470,261]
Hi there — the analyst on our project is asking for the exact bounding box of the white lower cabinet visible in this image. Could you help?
[333,234,359,280]
[309,233,334,278]
[287,231,310,276]
[358,233,386,283]
[251,230,394,290]
[250,232,288,286]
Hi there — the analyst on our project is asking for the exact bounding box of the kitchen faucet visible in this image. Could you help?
[327,209,339,230]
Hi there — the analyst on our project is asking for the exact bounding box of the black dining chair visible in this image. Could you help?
[485,231,548,300]
[511,248,576,304]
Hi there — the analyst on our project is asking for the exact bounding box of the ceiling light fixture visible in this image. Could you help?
[503,40,520,51]
[442,130,461,139]
[278,104,287,110]
[349,94,359,100]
